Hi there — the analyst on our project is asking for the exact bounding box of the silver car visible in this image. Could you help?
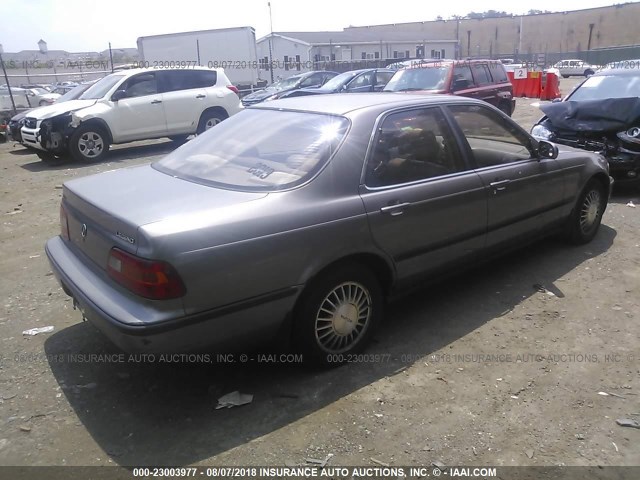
[46,94,611,365]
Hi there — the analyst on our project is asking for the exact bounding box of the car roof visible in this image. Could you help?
[593,68,640,77]
[104,66,224,79]
[252,92,485,116]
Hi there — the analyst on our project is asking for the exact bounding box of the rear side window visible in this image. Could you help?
[162,70,217,92]
[365,107,466,187]
[490,64,509,83]
[471,64,492,85]
[375,71,394,87]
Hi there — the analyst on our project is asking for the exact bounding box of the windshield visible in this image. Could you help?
[57,82,95,102]
[78,74,126,100]
[268,76,301,92]
[32,88,49,95]
[569,74,640,101]
[154,109,349,191]
[384,66,449,92]
[320,71,359,91]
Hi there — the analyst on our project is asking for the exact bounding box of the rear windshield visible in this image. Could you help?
[154,109,349,191]
[384,65,449,92]
[569,74,640,101]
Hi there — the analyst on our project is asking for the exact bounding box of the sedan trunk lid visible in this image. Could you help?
[62,164,267,270]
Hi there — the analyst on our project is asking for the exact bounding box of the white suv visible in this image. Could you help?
[21,67,242,162]
[553,59,597,78]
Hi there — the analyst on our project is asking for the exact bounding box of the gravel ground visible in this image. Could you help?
[0,79,639,469]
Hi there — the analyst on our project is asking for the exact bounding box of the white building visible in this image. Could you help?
[257,29,458,81]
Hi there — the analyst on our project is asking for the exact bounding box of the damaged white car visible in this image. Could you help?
[20,67,242,163]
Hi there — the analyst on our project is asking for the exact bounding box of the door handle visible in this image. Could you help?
[195,94,206,99]
[380,202,411,216]
[489,179,511,192]
[151,99,162,104]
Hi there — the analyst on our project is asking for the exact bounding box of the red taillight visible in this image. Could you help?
[227,85,239,95]
[60,204,70,241]
[107,248,186,300]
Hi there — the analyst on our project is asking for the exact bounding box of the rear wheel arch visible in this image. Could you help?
[197,107,229,134]
[300,253,395,298]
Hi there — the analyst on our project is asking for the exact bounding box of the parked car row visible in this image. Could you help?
[243,60,516,116]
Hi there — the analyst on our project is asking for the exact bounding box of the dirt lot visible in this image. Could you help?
[0,78,639,470]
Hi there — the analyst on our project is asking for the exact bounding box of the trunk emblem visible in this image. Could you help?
[116,231,135,244]
[81,223,88,239]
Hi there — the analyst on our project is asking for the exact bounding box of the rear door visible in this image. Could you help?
[159,70,215,135]
[446,104,565,250]
[360,106,487,284]
[470,63,499,107]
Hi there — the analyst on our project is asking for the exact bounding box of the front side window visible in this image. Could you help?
[154,109,349,191]
[452,63,475,90]
[347,72,373,89]
[447,104,533,167]
[121,73,158,98]
[365,107,466,187]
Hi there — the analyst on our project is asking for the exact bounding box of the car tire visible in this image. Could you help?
[562,74,570,79]
[197,110,228,135]
[69,124,110,163]
[565,179,606,245]
[584,69,594,77]
[293,264,383,366]
[39,100,47,106]
[169,135,190,144]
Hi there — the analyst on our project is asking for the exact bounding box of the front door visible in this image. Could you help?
[446,104,565,250]
[109,72,167,142]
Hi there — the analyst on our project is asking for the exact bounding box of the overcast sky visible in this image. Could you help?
[0,0,628,52]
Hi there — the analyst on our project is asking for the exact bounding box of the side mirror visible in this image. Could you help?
[537,140,558,159]
[111,90,126,102]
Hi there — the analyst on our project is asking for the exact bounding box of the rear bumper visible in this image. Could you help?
[45,236,299,353]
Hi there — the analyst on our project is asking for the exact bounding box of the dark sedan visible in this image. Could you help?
[279,68,394,99]
[531,68,640,186]
[46,94,611,365]
[241,71,338,106]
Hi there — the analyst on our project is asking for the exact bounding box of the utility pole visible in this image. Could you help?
[109,42,114,72]
[0,45,17,114]
[268,2,275,83]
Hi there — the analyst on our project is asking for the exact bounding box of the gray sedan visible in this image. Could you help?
[45,94,611,365]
